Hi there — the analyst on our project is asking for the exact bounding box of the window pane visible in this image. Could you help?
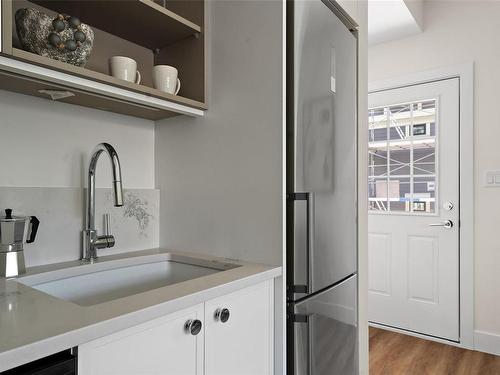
[413,100,436,130]
[389,124,409,141]
[368,149,387,178]
[368,177,388,211]
[413,141,435,175]
[429,122,436,136]
[389,146,411,176]
[413,176,436,213]
[368,98,438,215]
[369,106,387,144]
[388,177,411,212]
[412,99,436,213]
[368,105,388,212]
[388,103,411,142]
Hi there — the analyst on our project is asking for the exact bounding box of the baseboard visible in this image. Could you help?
[474,330,500,356]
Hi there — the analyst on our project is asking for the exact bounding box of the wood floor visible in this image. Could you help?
[370,327,500,375]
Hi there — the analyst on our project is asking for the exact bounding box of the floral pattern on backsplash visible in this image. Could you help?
[102,189,158,239]
[123,192,152,236]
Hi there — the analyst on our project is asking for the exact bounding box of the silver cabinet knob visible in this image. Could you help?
[214,308,230,323]
[185,319,202,335]
[429,220,453,229]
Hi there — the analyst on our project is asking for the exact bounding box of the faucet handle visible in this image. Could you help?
[100,213,115,248]
[104,213,111,236]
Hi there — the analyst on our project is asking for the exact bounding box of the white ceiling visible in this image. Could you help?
[368,0,424,45]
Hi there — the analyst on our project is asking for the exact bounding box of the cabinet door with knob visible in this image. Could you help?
[78,303,204,375]
[204,281,274,375]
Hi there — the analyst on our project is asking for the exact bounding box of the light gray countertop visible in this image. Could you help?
[0,248,281,372]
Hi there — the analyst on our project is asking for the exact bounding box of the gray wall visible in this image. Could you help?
[155,0,283,266]
[155,2,284,372]
[0,90,155,189]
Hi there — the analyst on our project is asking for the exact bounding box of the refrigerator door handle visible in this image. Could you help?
[291,312,314,375]
[288,192,314,294]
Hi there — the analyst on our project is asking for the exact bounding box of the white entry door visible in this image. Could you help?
[367,78,460,341]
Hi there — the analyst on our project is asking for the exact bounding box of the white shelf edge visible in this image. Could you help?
[0,56,205,117]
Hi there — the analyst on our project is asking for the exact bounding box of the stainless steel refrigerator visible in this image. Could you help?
[286,1,358,374]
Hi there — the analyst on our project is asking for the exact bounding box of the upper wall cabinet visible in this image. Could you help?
[0,0,206,120]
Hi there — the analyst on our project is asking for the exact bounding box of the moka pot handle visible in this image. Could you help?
[27,216,40,244]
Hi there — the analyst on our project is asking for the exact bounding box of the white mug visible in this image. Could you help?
[153,65,181,95]
[109,56,141,84]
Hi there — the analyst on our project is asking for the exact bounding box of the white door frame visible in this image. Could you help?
[368,62,474,349]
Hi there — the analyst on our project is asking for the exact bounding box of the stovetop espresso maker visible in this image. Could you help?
[0,208,39,277]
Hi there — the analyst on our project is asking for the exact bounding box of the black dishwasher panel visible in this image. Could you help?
[0,349,76,375]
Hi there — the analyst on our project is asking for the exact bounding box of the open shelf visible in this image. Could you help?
[1,0,206,119]
[29,0,201,50]
[0,54,205,120]
[12,48,206,109]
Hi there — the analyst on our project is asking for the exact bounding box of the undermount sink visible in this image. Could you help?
[18,253,237,306]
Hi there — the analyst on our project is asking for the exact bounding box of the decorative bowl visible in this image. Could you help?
[15,8,94,67]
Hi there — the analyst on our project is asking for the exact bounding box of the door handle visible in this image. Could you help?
[291,313,313,375]
[429,220,453,229]
[288,192,314,295]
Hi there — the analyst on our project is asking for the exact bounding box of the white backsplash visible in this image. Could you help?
[0,187,159,267]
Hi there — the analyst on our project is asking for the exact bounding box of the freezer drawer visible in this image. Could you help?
[290,275,357,375]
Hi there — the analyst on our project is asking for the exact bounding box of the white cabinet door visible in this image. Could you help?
[78,303,204,375]
[204,280,274,375]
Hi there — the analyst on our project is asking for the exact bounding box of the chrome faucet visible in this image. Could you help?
[82,143,123,262]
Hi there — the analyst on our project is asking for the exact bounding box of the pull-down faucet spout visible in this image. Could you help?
[82,143,123,262]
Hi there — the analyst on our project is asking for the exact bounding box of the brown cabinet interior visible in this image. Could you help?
[0,0,206,119]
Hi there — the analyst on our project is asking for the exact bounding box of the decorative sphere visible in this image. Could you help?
[68,16,81,29]
[52,18,65,32]
[48,32,62,47]
[64,40,77,51]
[74,30,86,43]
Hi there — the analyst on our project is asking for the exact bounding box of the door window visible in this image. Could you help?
[368,99,437,214]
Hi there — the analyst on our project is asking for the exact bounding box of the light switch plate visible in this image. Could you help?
[484,170,500,187]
